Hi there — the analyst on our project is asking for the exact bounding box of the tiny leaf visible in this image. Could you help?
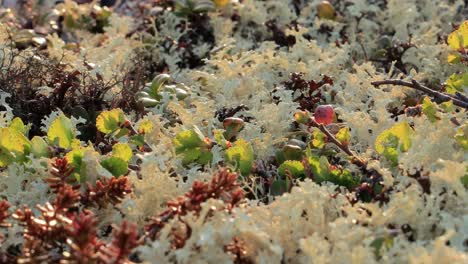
[445,73,468,95]
[138,119,154,134]
[375,122,413,166]
[421,97,438,122]
[312,129,327,149]
[225,139,254,176]
[336,127,351,145]
[278,160,305,178]
[101,157,128,177]
[455,123,468,151]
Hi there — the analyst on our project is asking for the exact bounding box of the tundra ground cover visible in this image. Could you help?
[0,0,467,263]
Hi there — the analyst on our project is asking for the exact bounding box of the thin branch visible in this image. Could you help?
[307,118,366,167]
[371,79,468,109]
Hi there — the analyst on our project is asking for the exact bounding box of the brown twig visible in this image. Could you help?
[371,79,468,109]
[124,122,154,152]
[307,118,366,167]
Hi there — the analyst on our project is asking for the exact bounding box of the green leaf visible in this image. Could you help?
[225,139,254,176]
[294,111,310,124]
[370,236,394,258]
[440,101,454,112]
[421,97,439,122]
[223,117,245,141]
[174,129,206,153]
[96,109,127,134]
[0,127,31,167]
[328,168,359,189]
[461,167,468,188]
[375,122,413,166]
[336,127,351,145]
[65,143,95,181]
[448,52,461,64]
[270,180,290,196]
[112,143,132,162]
[312,129,327,149]
[282,144,303,161]
[306,154,326,183]
[101,157,128,177]
[130,134,145,147]
[445,73,468,95]
[146,74,170,100]
[461,174,468,188]
[214,129,230,149]
[30,136,49,158]
[66,147,85,170]
[278,160,305,179]
[455,123,468,151]
[9,117,28,135]
[174,127,212,166]
[47,114,75,149]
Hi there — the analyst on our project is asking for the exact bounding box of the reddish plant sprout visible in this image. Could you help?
[9,158,136,263]
[224,237,253,264]
[145,168,244,243]
[13,203,72,263]
[54,184,81,213]
[46,158,77,193]
[97,221,141,264]
[282,73,333,111]
[0,200,11,247]
[0,200,10,229]
[81,176,132,208]
[64,210,103,263]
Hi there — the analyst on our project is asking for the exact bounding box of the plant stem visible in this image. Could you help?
[371,79,468,109]
[307,118,366,167]
[125,123,153,152]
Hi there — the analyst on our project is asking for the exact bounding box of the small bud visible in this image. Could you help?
[314,105,335,125]
[282,144,303,161]
[317,1,336,20]
[294,111,310,124]
[139,97,159,108]
[223,117,245,140]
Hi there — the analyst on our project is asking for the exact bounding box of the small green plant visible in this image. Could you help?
[174,0,228,17]
[174,126,213,165]
[136,74,190,108]
[375,122,413,166]
[447,20,468,64]
[225,139,254,176]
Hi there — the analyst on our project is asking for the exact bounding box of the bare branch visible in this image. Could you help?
[371,79,468,109]
[307,118,366,167]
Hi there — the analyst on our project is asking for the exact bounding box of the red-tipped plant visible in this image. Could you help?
[81,176,132,208]
[146,168,244,246]
[97,221,141,264]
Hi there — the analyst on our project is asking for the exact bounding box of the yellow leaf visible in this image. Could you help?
[447,53,460,64]
[213,0,229,7]
[112,143,132,162]
[96,109,126,134]
[0,127,31,167]
[47,114,75,149]
[138,119,153,134]
[448,20,468,50]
